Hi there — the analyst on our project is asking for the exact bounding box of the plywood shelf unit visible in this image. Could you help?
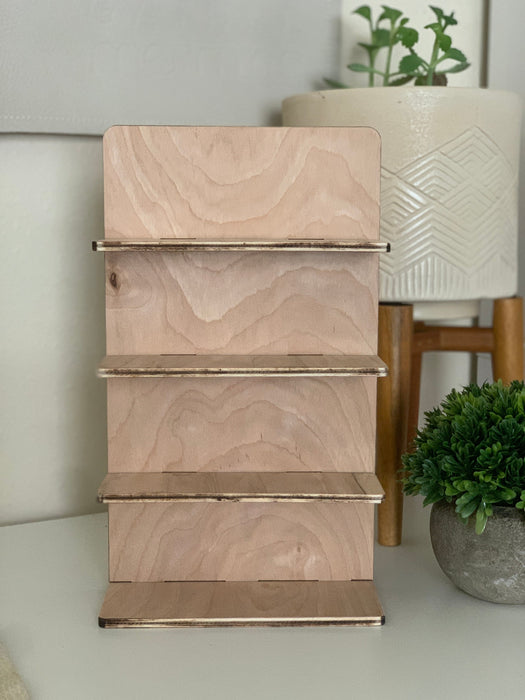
[96,125,388,627]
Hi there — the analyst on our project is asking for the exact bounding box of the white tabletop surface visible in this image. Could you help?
[1,509,524,700]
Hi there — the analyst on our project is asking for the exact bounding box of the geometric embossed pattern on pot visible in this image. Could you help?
[282,87,522,303]
[380,127,518,300]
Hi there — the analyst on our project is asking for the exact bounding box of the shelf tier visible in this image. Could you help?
[99,580,384,628]
[98,472,385,504]
[93,238,389,253]
[98,354,388,378]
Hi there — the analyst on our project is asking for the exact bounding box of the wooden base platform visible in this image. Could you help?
[99,581,384,628]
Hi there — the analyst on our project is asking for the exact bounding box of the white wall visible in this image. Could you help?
[1,0,340,134]
[0,0,341,525]
[0,135,106,524]
[488,0,525,297]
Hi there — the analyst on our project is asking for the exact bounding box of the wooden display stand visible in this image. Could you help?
[94,126,389,627]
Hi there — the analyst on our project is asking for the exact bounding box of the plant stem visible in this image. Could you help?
[368,15,375,87]
[384,42,393,85]
[369,53,375,87]
[427,37,440,85]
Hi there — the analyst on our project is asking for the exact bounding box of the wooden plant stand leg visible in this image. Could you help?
[407,324,424,450]
[492,297,524,382]
[376,303,413,546]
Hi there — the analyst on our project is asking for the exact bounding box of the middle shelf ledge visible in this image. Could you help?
[93,238,390,253]
[97,354,388,378]
[98,471,385,504]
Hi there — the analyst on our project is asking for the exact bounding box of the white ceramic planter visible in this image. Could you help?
[282,88,522,302]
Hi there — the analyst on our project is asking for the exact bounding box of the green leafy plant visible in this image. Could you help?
[402,381,525,534]
[325,4,470,88]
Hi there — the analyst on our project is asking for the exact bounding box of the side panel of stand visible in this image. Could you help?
[107,376,377,473]
[108,502,374,582]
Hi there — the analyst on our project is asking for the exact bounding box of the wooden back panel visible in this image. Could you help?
[107,376,377,473]
[103,126,380,241]
[105,251,378,355]
[108,502,374,582]
[103,126,380,475]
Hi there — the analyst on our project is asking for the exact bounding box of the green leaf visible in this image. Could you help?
[357,42,380,59]
[443,62,470,74]
[429,6,445,22]
[323,78,350,89]
[347,63,376,73]
[456,491,479,507]
[443,12,458,28]
[388,75,414,86]
[372,28,391,48]
[353,5,372,21]
[379,5,403,22]
[399,53,424,74]
[425,22,442,33]
[398,26,419,48]
[444,48,467,63]
[457,498,479,519]
[438,33,452,51]
[475,508,488,534]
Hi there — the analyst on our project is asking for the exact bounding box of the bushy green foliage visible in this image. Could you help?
[402,381,525,534]
[325,5,470,88]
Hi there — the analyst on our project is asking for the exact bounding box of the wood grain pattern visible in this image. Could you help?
[492,297,524,382]
[98,126,385,623]
[103,126,380,242]
[99,580,384,627]
[107,376,377,473]
[94,239,389,252]
[98,471,385,503]
[98,353,387,377]
[376,304,413,547]
[105,251,379,355]
[108,502,374,582]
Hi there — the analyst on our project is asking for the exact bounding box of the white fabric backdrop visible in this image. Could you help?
[0,0,340,135]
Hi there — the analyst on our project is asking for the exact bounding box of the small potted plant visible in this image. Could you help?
[282,5,521,305]
[402,380,525,603]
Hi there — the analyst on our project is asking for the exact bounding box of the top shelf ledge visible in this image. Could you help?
[97,354,388,378]
[92,239,390,253]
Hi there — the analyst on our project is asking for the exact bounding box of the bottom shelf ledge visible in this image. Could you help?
[99,580,384,628]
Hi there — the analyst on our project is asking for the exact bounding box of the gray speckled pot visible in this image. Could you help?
[430,501,525,604]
